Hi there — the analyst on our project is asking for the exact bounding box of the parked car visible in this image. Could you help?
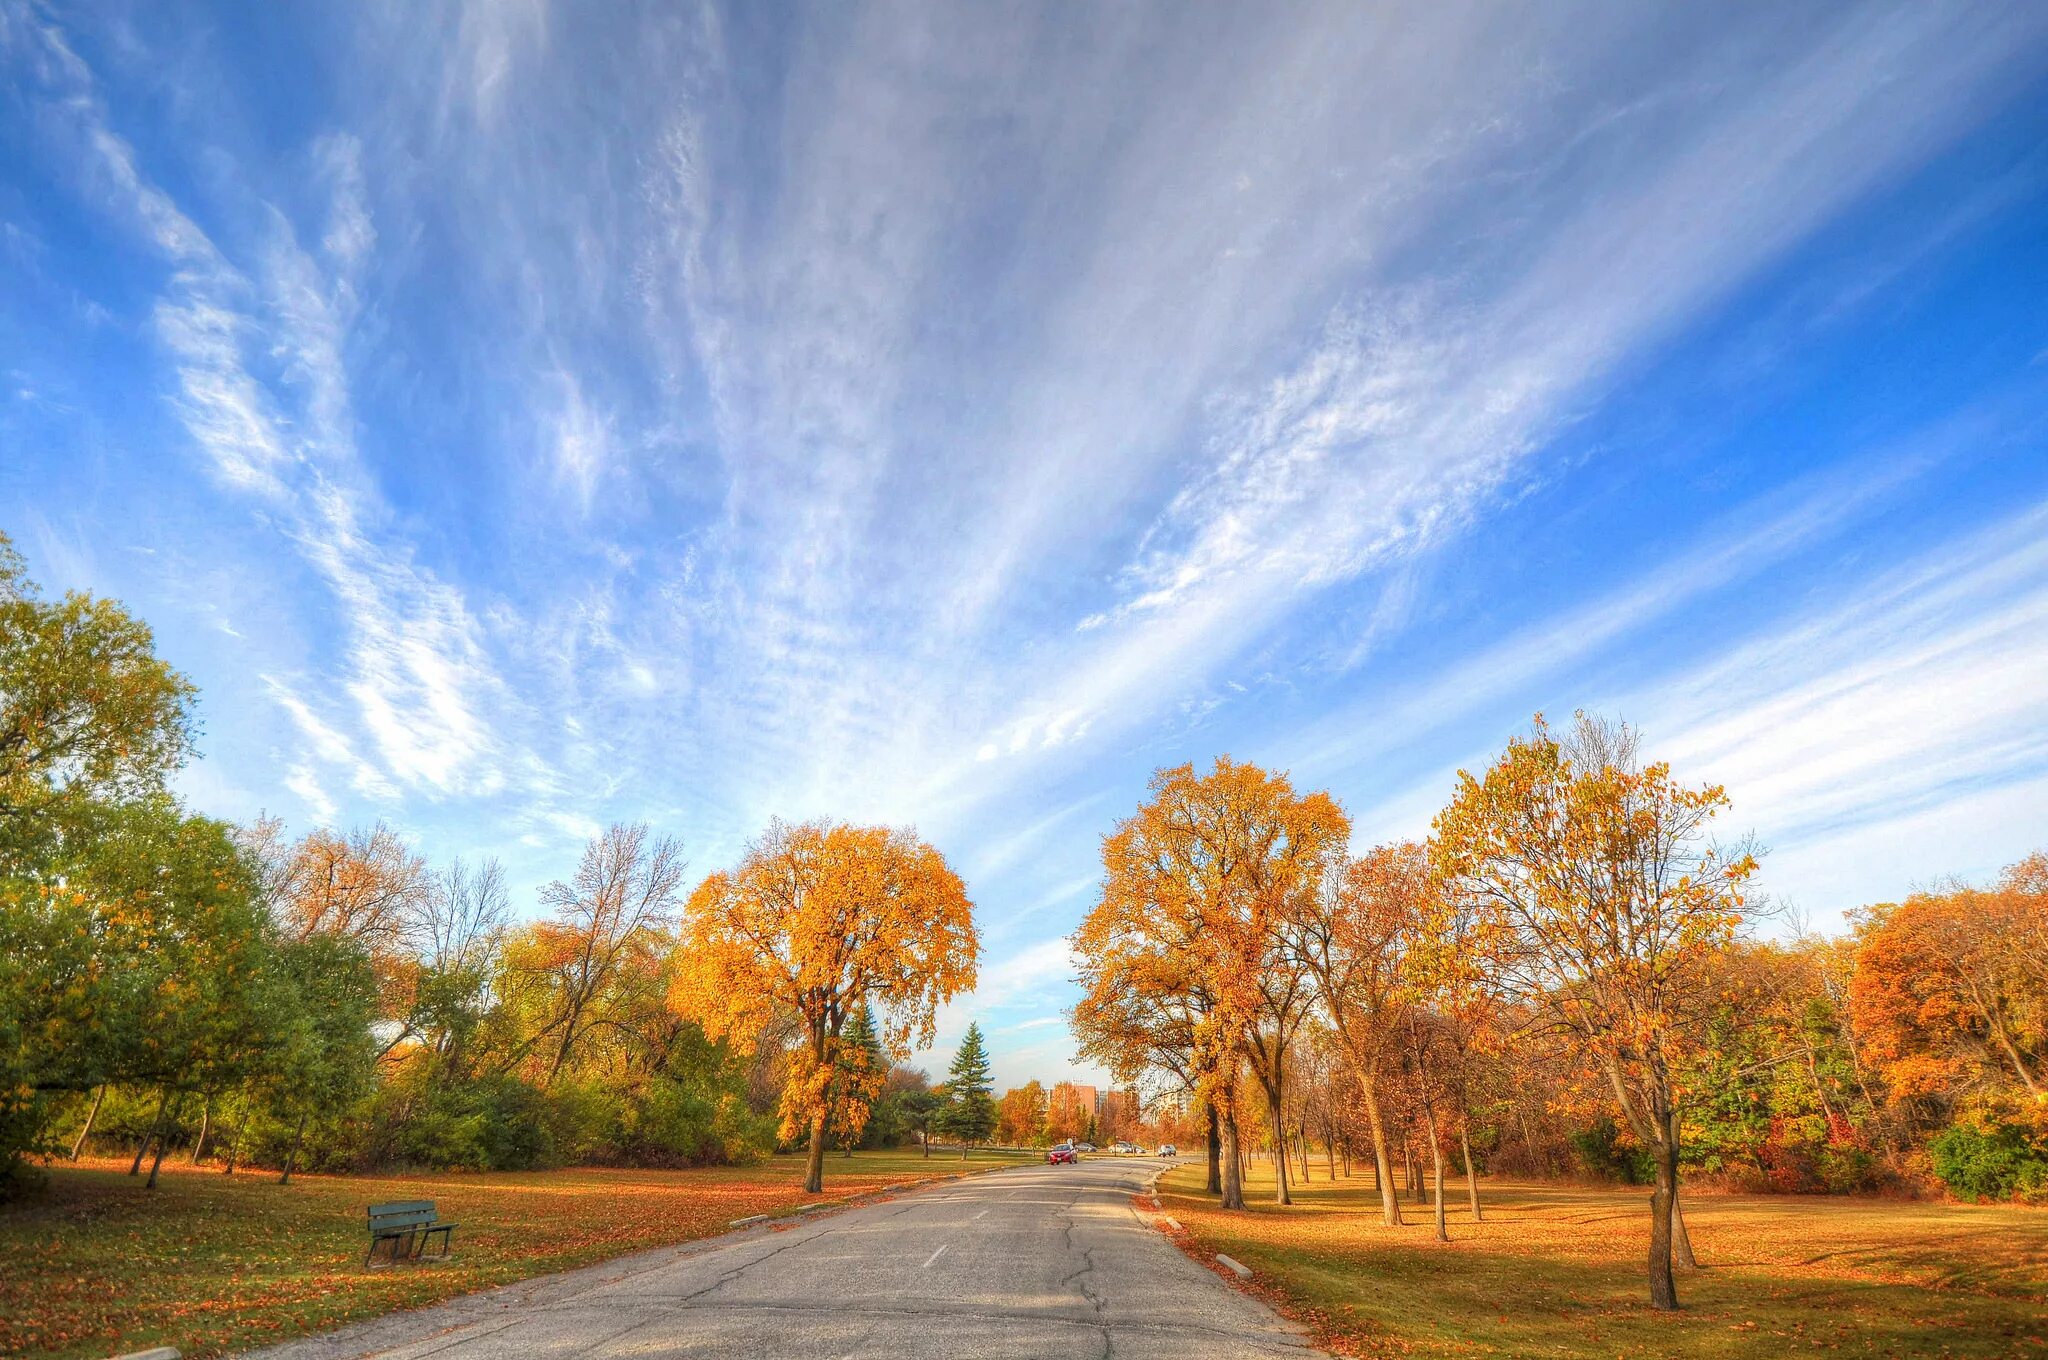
[1076,1142,1096,1152]
[1157,1144,1178,1156]
[1047,1144,1078,1165]
[1110,1141,1137,1154]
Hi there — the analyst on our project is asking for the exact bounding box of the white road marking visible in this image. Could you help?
[972,1208,988,1220]
[923,1243,949,1268]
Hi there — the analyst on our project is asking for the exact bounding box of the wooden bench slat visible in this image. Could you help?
[363,1200,456,1268]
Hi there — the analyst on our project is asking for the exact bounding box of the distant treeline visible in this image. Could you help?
[0,532,962,1191]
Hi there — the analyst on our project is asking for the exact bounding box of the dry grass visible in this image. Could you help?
[0,1149,1033,1359]
[1157,1161,2047,1358]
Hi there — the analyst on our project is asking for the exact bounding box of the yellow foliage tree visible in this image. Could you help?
[671,820,978,1192]
[1077,756,1348,1210]
[1430,713,1756,1311]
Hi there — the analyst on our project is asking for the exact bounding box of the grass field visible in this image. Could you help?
[1156,1162,2046,1358]
[0,1148,1038,1360]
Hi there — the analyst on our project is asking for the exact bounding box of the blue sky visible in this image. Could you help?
[4,3,2047,1092]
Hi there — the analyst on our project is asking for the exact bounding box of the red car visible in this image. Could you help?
[1046,1144,1078,1165]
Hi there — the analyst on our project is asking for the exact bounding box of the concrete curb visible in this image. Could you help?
[726,1214,770,1229]
[1214,1253,1253,1279]
[110,1350,181,1360]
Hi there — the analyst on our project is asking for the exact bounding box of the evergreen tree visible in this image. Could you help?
[834,1002,887,1157]
[938,1022,996,1156]
[900,1088,943,1158]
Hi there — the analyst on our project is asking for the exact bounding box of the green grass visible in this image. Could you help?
[0,1148,1037,1359]
[1156,1161,2047,1358]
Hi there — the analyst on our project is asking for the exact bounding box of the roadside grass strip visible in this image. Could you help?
[0,1149,1039,1360]
[1156,1163,2047,1359]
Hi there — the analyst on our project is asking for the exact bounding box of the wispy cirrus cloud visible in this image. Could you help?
[5,10,528,811]
[5,1,2046,1090]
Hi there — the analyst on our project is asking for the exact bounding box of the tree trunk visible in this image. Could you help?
[1324,1125,1337,1181]
[145,1094,181,1189]
[1205,1103,1223,1194]
[1425,1109,1448,1242]
[1647,1127,1681,1310]
[190,1095,213,1164]
[1218,1100,1247,1211]
[1460,1124,1483,1221]
[922,1127,931,1158]
[1268,1079,1292,1205]
[279,1112,308,1186]
[1673,1184,1698,1269]
[70,1085,105,1160]
[804,1112,828,1193]
[1364,1086,1401,1226]
[130,1086,170,1176]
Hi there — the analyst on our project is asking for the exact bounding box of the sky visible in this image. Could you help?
[3,2,2047,1094]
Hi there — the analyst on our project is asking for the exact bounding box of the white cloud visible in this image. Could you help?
[15,17,528,805]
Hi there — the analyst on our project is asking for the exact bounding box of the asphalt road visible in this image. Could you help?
[242,1157,1318,1359]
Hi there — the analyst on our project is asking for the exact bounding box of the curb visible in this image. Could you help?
[110,1351,181,1360]
[1214,1253,1253,1279]
[727,1214,770,1229]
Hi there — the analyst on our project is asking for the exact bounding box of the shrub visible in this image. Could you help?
[1569,1119,1654,1185]
[1929,1122,2048,1203]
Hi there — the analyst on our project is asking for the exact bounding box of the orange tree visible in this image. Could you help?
[1283,842,1425,1226]
[996,1080,1048,1146]
[670,820,977,1192]
[1851,852,2047,1196]
[1071,905,1221,1187]
[1074,757,1347,1210]
[1429,713,1756,1311]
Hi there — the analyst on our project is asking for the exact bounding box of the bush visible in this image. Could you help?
[1929,1122,2048,1203]
[1570,1119,1654,1185]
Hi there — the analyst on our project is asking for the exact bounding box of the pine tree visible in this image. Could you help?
[938,1022,997,1156]
[834,1002,888,1157]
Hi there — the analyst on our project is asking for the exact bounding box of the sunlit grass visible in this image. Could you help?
[1156,1162,2046,1358]
[1,1149,1035,1359]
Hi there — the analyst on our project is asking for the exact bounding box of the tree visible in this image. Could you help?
[0,532,194,837]
[1430,713,1757,1310]
[0,796,281,1186]
[264,822,427,949]
[1078,757,1347,1209]
[832,1003,888,1156]
[1045,1081,1094,1144]
[938,1023,997,1154]
[1285,844,1424,1225]
[1072,897,1216,1183]
[511,824,687,1091]
[261,932,379,1184]
[997,1081,1049,1146]
[1852,865,2047,1120]
[899,1086,944,1158]
[672,820,978,1192]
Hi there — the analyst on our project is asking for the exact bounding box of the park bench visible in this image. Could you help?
[365,1200,457,1268]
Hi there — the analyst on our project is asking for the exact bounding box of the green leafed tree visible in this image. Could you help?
[0,532,195,841]
[938,1022,996,1156]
